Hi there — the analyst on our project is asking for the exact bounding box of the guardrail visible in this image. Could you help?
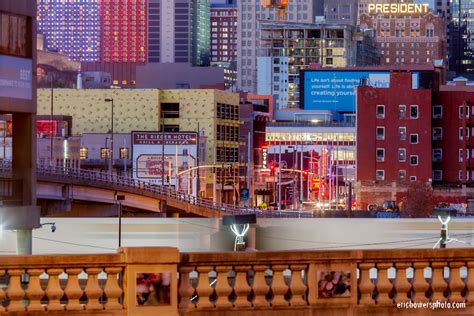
[0,161,315,218]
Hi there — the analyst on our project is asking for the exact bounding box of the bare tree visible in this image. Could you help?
[400,181,434,218]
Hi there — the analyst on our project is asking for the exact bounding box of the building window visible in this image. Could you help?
[433,149,442,162]
[459,149,464,162]
[376,170,385,181]
[399,170,406,180]
[161,103,180,118]
[120,147,129,159]
[100,148,110,159]
[399,127,406,140]
[432,127,443,141]
[433,105,442,119]
[376,148,385,162]
[410,105,418,119]
[398,148,406,162]
[376,105,385,119]
[459,170,465,181]
[410,134,419,144]
[433,170,442,181]
[410,176,417,182]
[326,57,333,65]
[410,155,418,166]
[376,126,385,140]
[113,80,119,85]
[459,127,464,140]
[79,147,88,160]
[399,105,406,119]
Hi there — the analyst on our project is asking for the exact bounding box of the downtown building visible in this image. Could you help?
[210,2,238,90]
[435,0,474,75]
[356,69,474,209]
[359,8,446,66]
[237,0,319,93]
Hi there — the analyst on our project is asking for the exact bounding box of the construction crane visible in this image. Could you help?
[261,0,288,21]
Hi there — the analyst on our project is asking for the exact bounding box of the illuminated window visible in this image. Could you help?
[79,147,88,160]
[100,148,110,159]
[113,80,119,85]
[120,147,129,159]
[122,80,127,85]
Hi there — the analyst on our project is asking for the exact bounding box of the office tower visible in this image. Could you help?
[447,0,474,74]
[99,0,147,63]
[237,0,316,93]
[37,0,100,61]
[211,2,238,89]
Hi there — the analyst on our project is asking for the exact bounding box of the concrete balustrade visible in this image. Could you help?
[1,248,474,315]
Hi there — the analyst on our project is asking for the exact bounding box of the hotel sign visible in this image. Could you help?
[368,3,430,15]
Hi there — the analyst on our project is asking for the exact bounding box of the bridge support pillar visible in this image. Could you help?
[16,229,32,255]
[247,226,256,250]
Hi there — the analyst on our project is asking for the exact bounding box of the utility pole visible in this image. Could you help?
[247,131,251,207]
[123,138,127,177]
[300,141,304,204]
[278,142,282,210]
[196,122,200,197]
[50,74,54,166]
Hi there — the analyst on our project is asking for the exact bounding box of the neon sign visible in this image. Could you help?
[368,3,429,15]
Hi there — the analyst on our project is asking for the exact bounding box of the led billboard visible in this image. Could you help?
[303,71,419,112]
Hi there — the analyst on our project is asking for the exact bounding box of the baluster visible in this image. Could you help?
[376,263,394,306]
[214,266,233,308]
[431,262,447,302]
[252,265,270,308]
[233,265,251,308]
[449,262,466,302]
[103,267,123,310]
[358,263,375,305]
[45,268,65,311]
[271,265,289,307]
[394,263,413,303]
[0,269,5,312]
[6,269,26,312]
[178,267,195,312]
[84,268,104,310]
[466,261,474,302]
[64,268,84,311]
[195,266,214,309]
[26,269,46,312]
[412,262,430,303]
[289,264,307,306]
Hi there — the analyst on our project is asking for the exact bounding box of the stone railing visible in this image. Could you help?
[2,248,474,315]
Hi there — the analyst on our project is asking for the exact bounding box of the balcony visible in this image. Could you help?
[0,247,473,315]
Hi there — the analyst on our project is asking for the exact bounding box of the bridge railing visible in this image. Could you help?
[0,161,315,217]
[1,247,473,315]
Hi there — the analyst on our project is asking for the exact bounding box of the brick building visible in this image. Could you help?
[356,72,432,207]
[357,72,474,208]
[359,11,446,66]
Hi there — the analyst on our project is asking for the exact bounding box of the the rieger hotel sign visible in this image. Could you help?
[368,3,430,15]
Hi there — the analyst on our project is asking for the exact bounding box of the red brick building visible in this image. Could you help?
[357,72,432,207]
[359,12,446,66]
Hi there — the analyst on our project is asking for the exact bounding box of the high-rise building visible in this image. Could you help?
[324,0,358,26]
[359,9,446,66]
[237,0,316,93]
[445,0,474,75]
[146,0,210,65]
[37,0,100,62]
[99,0,147,63]
[211,2,238,89]
[257,22,358,109]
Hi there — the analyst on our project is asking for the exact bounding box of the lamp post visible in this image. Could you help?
[114,193,125,248]
[105,98,114,176]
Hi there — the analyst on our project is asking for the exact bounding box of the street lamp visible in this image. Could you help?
[105,98,114,175]
[114,193,125,248]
